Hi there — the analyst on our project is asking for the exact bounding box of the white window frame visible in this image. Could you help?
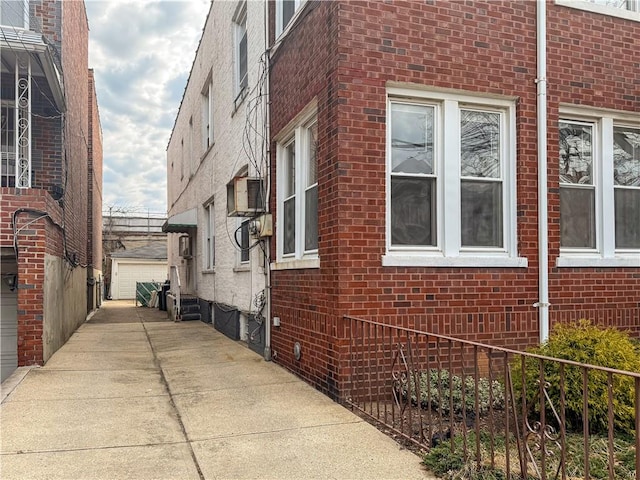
[233,2,248,100]
[1,0,29,29]
[555,0,640,21]
[383,86,526,268]
[203,201,215,271]
[275,0,306,38]
[273,101,319,270]
[201,78,213,152]
[557,105,640,267]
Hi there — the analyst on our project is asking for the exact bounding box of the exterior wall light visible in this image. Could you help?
[2,274,17,291]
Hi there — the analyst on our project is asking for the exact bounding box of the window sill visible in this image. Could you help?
[382,254,528,268]
[202,269,215,275]
[233,265,251,273]
[270,257,320,271]
[555,0,640,22]
[200,143,214,162]
[233,87,248,114]
[556,255,640,268]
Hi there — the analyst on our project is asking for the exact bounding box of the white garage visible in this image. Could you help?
[110,244,168,300]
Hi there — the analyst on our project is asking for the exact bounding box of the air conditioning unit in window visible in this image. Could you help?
[178,236,191,258]
[227,176,265,217]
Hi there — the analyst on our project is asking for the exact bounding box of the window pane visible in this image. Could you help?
[586,0,632,10]
[206,205,214,268]
[613,126,640,187]
[391,177,436,246]
[282,0,295,30]
[241,220,250,262]
[283,197,295,254]
[391,103,434,174]
[461,110,501,178]
[461,181,503,247]
[560,187,596,248]
[202,90,211,149]
[305,185,318,251]
[615,188,640,248]
[1,0,26,28]
[285,141,295,197]
[239,29,248,89]
[307,122,317,187]
[559,121,593,185]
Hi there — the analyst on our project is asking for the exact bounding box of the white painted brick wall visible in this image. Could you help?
[166,0,267,316]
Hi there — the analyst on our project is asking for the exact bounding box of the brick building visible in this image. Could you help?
[166,1,269,347]
[0,0,102,382]
[267,0,639,399]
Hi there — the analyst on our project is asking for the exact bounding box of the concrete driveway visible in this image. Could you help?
[1,300,435,480]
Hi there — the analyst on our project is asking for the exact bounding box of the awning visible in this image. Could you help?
[162,208,197,233]
[1,27,65,112]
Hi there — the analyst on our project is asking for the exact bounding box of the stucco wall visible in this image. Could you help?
[43,254,87,362]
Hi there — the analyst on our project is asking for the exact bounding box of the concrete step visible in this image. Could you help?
[181,313,202,321]
[181,304,200,315]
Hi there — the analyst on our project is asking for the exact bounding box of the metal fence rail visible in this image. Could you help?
[344,316,640,480]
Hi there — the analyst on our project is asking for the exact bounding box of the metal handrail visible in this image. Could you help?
[169,265,181,318]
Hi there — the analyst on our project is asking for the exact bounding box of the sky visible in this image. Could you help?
[85,0,211,217]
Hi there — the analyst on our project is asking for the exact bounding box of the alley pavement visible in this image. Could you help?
[1,300,435,480]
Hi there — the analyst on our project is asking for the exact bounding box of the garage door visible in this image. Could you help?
[114,262,167,300]
[1,279,18,382]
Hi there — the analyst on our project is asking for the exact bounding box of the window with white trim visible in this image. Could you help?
[204,202,215,270]
[276,110,318,263]
[558,108,640,266]
[1,0,29,29]
[585,0,639,10]
[275,0,305,37]
[234,4,248,98]
[555,0,640,21]
[384,88,524,268]
[201,78,213,151]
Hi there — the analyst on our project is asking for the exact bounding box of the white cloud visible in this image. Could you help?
[86,0,210,215]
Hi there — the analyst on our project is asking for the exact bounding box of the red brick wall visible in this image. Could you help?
[270,1,639,396]
[546,2,640,334]
[0,0,93,366]
[0,190,64,365]
[330,0,540,341]
[269,1,343,398]
[88,69,103,273]
[61,0,90,267]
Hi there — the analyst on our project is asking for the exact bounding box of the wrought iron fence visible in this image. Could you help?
[344,316,640,480]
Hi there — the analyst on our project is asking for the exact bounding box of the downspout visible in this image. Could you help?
[536,0,550,343]
[263,0,272,361]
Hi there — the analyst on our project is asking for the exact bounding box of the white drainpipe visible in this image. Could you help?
[263,0,272,361]
[536,0,550,343]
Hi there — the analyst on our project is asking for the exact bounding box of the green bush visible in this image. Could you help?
[512,320,640,436]
[404,368,505,415]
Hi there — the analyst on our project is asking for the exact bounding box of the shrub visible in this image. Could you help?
[512,320,640,436]
[404,368,505,416]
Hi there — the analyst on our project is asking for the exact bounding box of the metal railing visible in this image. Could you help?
[169,265,181,319]
[344,316,640,480]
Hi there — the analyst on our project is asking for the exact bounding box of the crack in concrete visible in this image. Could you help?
[142,323,205,480]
